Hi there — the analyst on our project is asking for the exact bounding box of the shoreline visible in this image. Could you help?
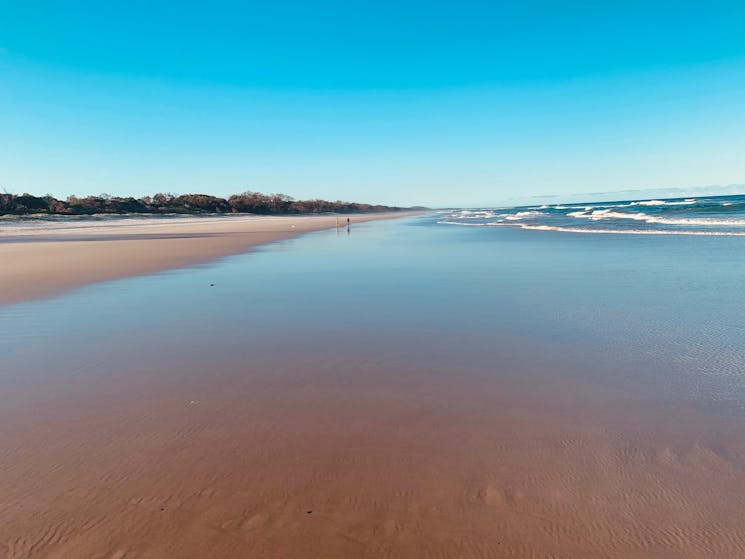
[0,212,419,306]
[3,211,745,558]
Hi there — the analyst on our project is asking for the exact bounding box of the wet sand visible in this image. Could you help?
[2,354,745,558]
[0,212,414,305]
[3,216,745,558]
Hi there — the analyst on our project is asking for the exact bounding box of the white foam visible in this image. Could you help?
[586,210,650,221]
[440,218,745,236]
[495,223,745,236]
[569,209,745,227]
[504,210,544,221]
[631,198,697,206]
[448,210,498,220]
[650,217,745,226]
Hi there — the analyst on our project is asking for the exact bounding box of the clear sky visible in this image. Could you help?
[1,1,745,206]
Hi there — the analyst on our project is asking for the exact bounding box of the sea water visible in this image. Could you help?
[440,194,745,236]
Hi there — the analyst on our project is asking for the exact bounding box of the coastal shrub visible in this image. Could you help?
[0,191,406,216]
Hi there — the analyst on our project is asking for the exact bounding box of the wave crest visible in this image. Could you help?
[439,194,745,236]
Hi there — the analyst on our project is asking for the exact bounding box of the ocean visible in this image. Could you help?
[440,193,745,236]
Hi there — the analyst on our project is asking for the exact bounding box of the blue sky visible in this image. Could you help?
[1,1,745,206]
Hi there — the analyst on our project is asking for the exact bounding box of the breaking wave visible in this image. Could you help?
[439,194,745,236]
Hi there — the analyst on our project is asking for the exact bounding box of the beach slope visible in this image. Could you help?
[0,212,415,305]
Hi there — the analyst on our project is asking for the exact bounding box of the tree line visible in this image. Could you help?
[0,191,410,216]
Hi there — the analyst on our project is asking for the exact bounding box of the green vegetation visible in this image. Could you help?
[0,191,409,216]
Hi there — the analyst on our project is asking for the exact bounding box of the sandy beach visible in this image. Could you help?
[4,3,743,557]
[2,215,745,558]
[2,348,744,558]
[0,212,414,305]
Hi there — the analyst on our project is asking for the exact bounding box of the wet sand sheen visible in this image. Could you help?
[2,216,745,558]
[2,355,745,558]
[0,212,415,305]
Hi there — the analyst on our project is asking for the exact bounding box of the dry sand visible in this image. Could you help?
[0,212,415,305]
[1,354,744,558]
